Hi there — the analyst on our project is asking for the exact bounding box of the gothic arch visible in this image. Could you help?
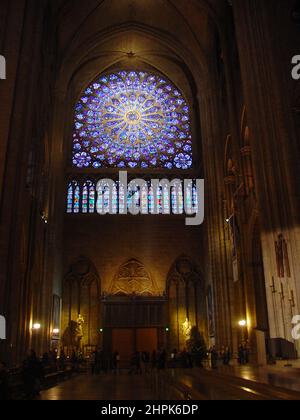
[167,256,206,350]
[108,258,159,297]
[62,257,101,351]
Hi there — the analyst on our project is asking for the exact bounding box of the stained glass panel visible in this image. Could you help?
[67,179,199,215]
[72,71,192,169]
[162,185,170,214]
[82,184,88,213]
[67,183,74,213]
[74,184,80,213]
[185,181,193,215]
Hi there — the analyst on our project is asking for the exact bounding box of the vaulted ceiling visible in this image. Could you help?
[47,0,231,173]
[48,0,230,97]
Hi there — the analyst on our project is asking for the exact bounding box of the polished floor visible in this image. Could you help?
[40,373,154,401]
[40,365,300,400]
[217,365,300,393]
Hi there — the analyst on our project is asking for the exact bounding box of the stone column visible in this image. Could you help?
[232,0,300,356]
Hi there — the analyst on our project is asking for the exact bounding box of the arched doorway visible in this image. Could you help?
[102,259,167,368]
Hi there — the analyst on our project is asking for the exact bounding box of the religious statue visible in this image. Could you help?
[182,318,192,341]
[74,314,84,348]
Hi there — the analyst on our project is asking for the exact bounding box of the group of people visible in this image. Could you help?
[0,342,251,399]
[169,348,195,368]
[90,349,110,374]
[129,349,168,374]
[238,343,250,365]
[208,344,250,369]
[90,347,233,373]
[22,350,44,399]
[42,349,67,371]
[208,346,231,369]
[89,349,168,375]
[2,348,73,400]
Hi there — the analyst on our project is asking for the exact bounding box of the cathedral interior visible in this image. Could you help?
[1,0,300,401]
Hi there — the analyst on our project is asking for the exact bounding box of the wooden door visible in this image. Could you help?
[136,328,158,353]
[112,329,134,368]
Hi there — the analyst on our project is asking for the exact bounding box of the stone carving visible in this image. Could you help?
[75,314,84,343]
[62,315,85,350]
[109,259,159,296]
[182,318,192,341]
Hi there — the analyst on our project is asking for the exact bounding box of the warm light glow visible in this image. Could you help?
[238,320,247,327]
[32,323,41,330]
[53,328,60,334]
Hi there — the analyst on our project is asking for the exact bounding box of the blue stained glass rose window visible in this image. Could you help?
[72,71,193,169]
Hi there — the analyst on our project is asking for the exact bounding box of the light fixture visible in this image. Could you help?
[165,327,170,332]
[32,323,41,330]
[238,320,247,327]
[53,328,60,334]
[99,328,104,333]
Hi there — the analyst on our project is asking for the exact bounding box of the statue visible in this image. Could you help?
[74,314,84,349]
[182,318,192,341]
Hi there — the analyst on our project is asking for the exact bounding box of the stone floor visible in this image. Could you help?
[39,365,300,400]
[216,365,300,393]
[40,373,154,401]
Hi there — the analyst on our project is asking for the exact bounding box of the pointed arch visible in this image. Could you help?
[167,256,205,351]
[108,258,159,297]
[62,257,101,353]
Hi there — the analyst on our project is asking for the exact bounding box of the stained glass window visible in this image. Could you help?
[149,185,155,214]
[192,183,198,214]
[82,183,89,213]
[103,187,110,213]
[72,71,192,169]
[112,184,118,214]
[81,180,95,213]
[118,182,126,214]
[74,183,80,214]
[162,184,170,214]
[89,184,96,213]
[157,186,163,214]
[66,179,199,215]
[185,181,193,215]
[96,186,104,214]
[141,185,148,215]
[171,184,184,214]
[67,182,74,213]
